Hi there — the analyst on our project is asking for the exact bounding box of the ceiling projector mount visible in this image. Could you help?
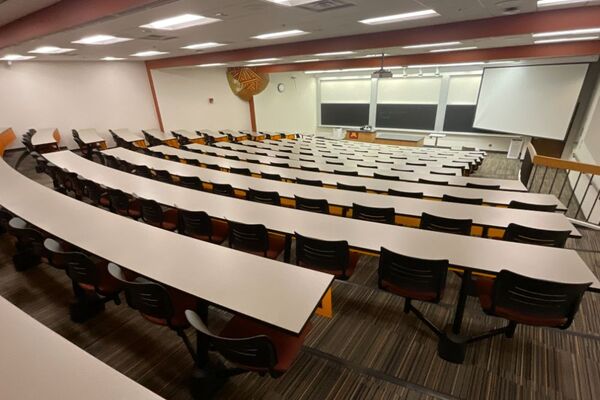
[372,52,393,78]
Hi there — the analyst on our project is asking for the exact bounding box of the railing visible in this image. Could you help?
[521,143,600,228]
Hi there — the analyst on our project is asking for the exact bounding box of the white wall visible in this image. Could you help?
[151,67,251,132]
[0,61,158,149]
[254,72,317,134]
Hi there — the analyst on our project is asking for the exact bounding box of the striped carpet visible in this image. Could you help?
[1,150,599,400]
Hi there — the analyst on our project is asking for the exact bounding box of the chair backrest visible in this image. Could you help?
[352,203,395,224]
[228,221,269,255]
[406,162,426,167]
[63,251,100,288]
[178,175,202,190]
[334,170,359,176]
[131,164,152,178]
[503,223,570,248]
[295,232,350,276]
[67,172,86,198]
[186,158,201,166]
[489,270,590,329]
[270,162,290,168]
[387,188,423,199]
[431,171,456,176]
[466,182,501,190]
[212,182,235,197]
[178,210,212,238]
[295,196,329,214]
[103,154,121,169]
[296,178,323,187]
[420,212,472,235]
[82,179,105,204]
[508,200,557,213]
[8,218,44,247]
[107,189,131,214]
[336,183,367,192]
[230,167,252,176]
[261,172,282,181]
[247,189,281,206]
[140,198,165,226]
[373,172,400,181]
[153,169,173,184]
[378,247,448,303]
[226,155,240,161]
[205,163,221,170]
[300,165,319,172]
[418,178,448,186]
[442,194,483,206]
[143,132,163,147]
[185,310,278,373]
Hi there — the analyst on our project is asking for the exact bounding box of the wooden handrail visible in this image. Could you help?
[528,142,600,175]
[0,128,16,157]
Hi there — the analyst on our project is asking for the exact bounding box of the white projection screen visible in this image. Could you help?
[473,64,588,140]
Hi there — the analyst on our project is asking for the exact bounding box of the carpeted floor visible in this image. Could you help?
[1,149,599,400]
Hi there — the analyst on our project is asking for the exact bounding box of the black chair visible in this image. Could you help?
[246,159,261,164]
[186,158,201,167]
[225,155,240,161]
[270,162,290,168]
[420,213,472,236]
[300,165,319,172]
[178,210,228,244]
[107,263,199,363]
[442,194,483,206]
[8,218,44,270]
[82,179,111,208]
[165,154,182,163]
[177,176,202,190]
[357,164,377,169]
[351,203,395,224]
[334,170,359,176]
[246,189,281,206]
[508,201,557,213]
[295,196,329,214]
[205,163,221,170]
[336,183,367,192]
[418,178,448,186]
[153,169,173,184]
[431,171,457,176]
[212,183,235,197]
[373,172,400,181]
[375,160,394,165]
[326,160,344,166]
[107,189,141,219]
[0,208,12,234]
[378,247,448,340]
[228,221,285,259]
[131,164,153,179]
[143,131,163,147]
[391,168,414,173]
[406,162,426,167]
[466,182,501,190]
[296,178,323,187]
[261,172,282,181]
[139,198,178,231]
[230,167,252,176]
[388,189,423,199]
[275,155,290,160]
[503,223,570,248]
[295,232,358,280]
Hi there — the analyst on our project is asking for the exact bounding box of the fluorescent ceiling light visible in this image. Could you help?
[264,0,321,6]
[252,29,308,40]
[359,53,390,58]
[487,60,517,64]
[140,14,220,30]
[246,63,271,67]
[130,50,169,57]
[247,57,279,62]
[403,41,461,49]
[101,57,126,61]
[182,42,226,50]
[320,75,371,80]
[534,36,599,44]
[294,59,320,63]
[359,9,439,25]
[533,28,600,37]
[430,46,477,53]
[72,35,131,45]
[29,46,75,54]
[537,0,587,7]
[197,63,227,67]
[408,62,485,68]
[314,51,355,56]
[0,54,35,61]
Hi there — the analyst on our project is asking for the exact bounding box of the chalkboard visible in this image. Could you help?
[321,103,370,126]
[375,104,437,130]
[444,105,489,133]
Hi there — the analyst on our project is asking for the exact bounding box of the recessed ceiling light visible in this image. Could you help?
[403,41,461,49]
[430,46,477,53]
[314,51,355,56]
[140,14,220,30]
[101,57,127,61]
[532,28,600,37]
[537,0,587,6]
[72,35,132,45]
[246,63,271,67]
[264,0,321,6]
[247,57,280,63]
[359,9,440,25]
[0,54,36,61]
[182,42,226,50]
[29,46,75,54]
[252,29,308,40]
[534,36,599,44]
[294,59,321,63]
[197,63,227,67]
[130,50,169,57]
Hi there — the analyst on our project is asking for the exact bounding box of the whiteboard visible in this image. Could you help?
[320,79,371,103]
[473,64,588,140]
[377,77,441,104]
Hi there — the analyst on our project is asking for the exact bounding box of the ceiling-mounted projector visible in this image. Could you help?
[371,52,393,78]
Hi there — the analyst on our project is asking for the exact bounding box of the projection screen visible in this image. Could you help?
[473,64,588,140]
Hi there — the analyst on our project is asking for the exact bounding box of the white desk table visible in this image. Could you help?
[31,128,60,147]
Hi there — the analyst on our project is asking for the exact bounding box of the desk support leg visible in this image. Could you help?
[452,270,471,334]
[437,270,471,364]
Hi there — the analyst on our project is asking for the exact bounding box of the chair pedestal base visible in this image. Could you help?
[69,295,105,323]
[190,366,229,400]
[437,330,468,364]
[12,252,41,271]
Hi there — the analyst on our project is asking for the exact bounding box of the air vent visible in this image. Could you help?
[139,34,177,41]
[299,0,354,12]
